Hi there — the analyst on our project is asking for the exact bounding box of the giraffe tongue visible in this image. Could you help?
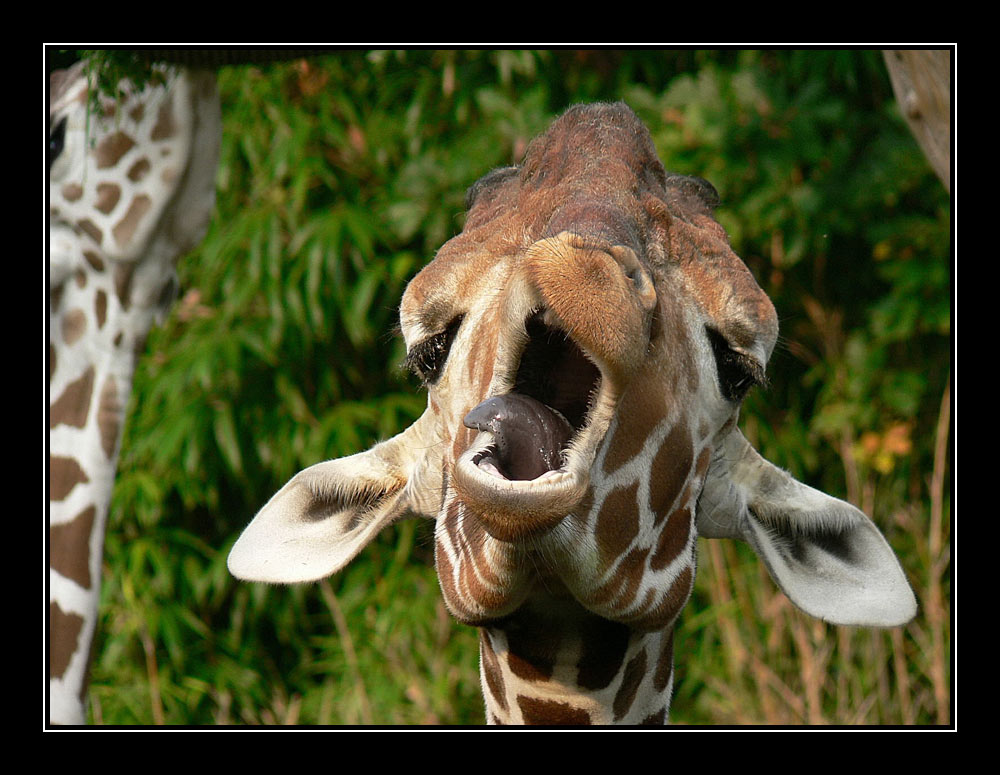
[464,394,574,481]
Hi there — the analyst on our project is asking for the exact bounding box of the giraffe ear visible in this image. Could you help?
[696,429,917,627]
[228,420,432,584]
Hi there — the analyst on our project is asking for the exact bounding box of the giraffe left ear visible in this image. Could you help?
[696,429,917,628]
[228,417,435,584]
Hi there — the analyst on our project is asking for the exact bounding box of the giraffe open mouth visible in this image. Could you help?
[462,311,603,484]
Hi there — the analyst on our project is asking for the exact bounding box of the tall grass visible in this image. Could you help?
[675,390,951,725]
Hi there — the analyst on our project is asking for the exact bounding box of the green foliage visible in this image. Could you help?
[83,50,950,725]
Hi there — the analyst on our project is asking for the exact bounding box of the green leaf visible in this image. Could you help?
[213,403,243,475]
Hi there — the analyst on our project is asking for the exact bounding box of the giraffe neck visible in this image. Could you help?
[48,238,169,724]
[48,62,220,725]
[478,587,676,725]
[437,401,710,726]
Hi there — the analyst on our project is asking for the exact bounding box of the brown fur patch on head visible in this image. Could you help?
[95,131,136,170]
[446,102,775,382]
[465,306,500,401]
[463,166,521,232]
[519,102,666,200]
[458,102,668,257]
[658,175,778,361]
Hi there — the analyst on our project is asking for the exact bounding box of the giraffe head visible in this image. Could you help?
[229,103,915,721]
[49,61,219,301]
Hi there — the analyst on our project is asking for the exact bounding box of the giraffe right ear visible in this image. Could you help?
[228,418,435,584]
[696,429,917,628]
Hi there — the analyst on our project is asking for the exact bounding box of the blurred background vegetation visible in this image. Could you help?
[51,49,951,726]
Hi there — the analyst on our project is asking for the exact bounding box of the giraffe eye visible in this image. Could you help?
[49,116,67,169]
[406,316,463,385]
[706,326,767,402]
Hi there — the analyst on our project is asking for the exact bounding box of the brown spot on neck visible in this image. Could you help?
[576,615,631,691]
[641,707,667,725]
[112,194,152,249]
[612,647,647,721]
[479,631,508,711]
[127,157,151,182]
[76,219,103,247]
[650,507,691,571]
[61,308,86,346]
[594,481,640,569]
[61,182,83,202]
[639,564,693,631]
[50,456,89,502]
[94,182,121,215]
[150,96,177,141]
[49,601,85,679]
[516,695,592,725]
[83,251,105,272]
[50,366,95,429]
[50,505,96,588]
[114,263,136,310]
[648,421,694,521]
[97,376,122,460]
[653,628,674,692]
[95,289,107,329]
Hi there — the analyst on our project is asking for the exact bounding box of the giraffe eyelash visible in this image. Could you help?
[705,326,767,402]
[406,316,463,385]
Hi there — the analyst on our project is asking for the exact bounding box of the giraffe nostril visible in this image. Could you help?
[609,244,656,311]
